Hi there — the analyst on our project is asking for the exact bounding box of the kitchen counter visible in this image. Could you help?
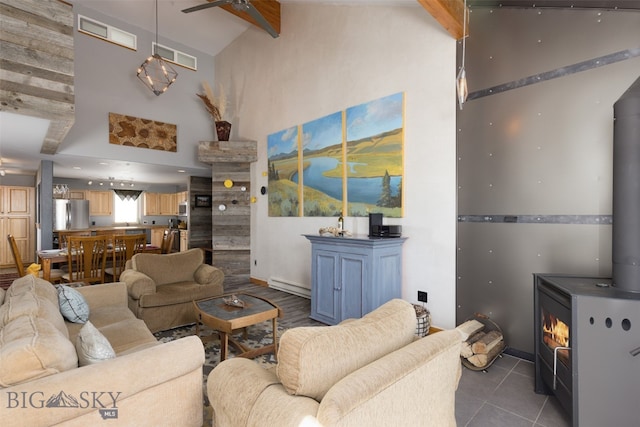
[53,225,171,232]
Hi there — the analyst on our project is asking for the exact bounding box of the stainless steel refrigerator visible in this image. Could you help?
[53,199,90,230]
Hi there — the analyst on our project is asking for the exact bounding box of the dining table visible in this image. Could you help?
[37,246,162,283]
[37,249,68,282]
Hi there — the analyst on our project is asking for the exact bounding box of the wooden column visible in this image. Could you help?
[198,141,257,285]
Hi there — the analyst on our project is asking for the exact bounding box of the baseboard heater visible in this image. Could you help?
[268,277,311,299]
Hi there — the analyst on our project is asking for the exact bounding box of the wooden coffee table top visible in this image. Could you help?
[194,293,282,333]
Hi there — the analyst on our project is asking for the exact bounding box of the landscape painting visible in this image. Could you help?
[299,111,344,217]
[267,126,300,216]
[267,92,404,218]
[346,92,404,217]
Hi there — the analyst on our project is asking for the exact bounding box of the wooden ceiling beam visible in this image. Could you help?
[220,0,281,36]
[417,0,467,40]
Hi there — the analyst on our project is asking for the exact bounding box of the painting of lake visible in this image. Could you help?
[267,126,300,216]
[346,92,403,217]
[267,92,404,218]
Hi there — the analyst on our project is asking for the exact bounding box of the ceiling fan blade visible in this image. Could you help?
[182,0,232,14]
[245,3,279,38]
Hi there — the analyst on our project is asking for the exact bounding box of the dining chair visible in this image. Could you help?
[7,234,64,284]
[104,233,147,281]
[161,229,177,254]
[57,230,93,273]
[61,235,109,285]
[58,230,92,249]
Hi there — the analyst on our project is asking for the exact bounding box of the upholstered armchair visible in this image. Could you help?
[207,299,463,427]
[120,248,224,332]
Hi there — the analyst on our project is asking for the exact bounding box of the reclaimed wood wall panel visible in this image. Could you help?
[188,176,212,250]
[200,141,257,284]
[0,0,74,154]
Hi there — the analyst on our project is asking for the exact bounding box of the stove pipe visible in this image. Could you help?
[612,75,640,293]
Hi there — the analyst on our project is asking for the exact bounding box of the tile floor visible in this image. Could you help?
[456,354,571,427]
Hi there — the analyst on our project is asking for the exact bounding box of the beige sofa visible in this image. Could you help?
[207,299,462,427]
[0,275,204,427]
[120,248,224,332]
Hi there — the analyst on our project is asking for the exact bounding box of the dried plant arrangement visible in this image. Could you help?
[197,81,228,122]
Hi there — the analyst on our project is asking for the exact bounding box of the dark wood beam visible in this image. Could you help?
[417,0,467,40]
[220,0,280,36]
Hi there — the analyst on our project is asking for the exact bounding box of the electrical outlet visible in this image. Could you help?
[417,291,428,303]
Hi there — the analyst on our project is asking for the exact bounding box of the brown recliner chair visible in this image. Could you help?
[120,248,224,332]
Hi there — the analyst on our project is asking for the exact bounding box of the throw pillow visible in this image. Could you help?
[76,321,116,366]
[57,284,90,323]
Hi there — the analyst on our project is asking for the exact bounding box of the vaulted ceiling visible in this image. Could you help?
[1,0,637,183]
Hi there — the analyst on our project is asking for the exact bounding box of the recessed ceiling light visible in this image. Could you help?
[73,166,81,170]
[98,162,109,166]
[177,169,186,173]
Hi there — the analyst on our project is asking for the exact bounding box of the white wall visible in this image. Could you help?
[215,4,458,327]
[64,5,217,173]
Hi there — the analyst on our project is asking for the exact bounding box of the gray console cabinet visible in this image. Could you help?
[304,235,407,325]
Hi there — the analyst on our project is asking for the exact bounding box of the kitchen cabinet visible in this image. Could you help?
[159,193,177,215]
[177,191,188,204]
[144,193,160,216]
[86,190,113,216]
[53,189,84,200]
[150,227,165,247]
[179,230,188,252]
[69,190,85,200]
[304,235,407,325]
[144,192,178,216]
[1,186,35,266]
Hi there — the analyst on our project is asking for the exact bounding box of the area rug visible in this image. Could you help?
[0,273,20,290]
[153,322,286,426]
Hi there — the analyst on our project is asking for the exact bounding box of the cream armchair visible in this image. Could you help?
[120,248,224,332]
[207,299,462,427]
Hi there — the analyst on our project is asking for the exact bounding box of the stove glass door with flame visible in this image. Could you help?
[535,283,572,416]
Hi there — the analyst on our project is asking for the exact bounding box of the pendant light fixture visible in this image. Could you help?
[136,0,178,96]
[456,0,469,110]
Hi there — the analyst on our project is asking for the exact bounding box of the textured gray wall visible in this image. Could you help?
[456,7,640,355]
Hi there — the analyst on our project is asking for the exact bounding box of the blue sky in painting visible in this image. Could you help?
[302,111,343,151]
[346,92,403,141]
[268,126,298,158]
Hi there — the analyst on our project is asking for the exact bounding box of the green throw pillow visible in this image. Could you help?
[57,284,90,323]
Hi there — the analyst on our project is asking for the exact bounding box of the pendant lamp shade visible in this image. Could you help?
[136,0,177,96]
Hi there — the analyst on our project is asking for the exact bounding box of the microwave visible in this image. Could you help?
[178,202,188,216]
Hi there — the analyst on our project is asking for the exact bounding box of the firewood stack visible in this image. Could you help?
[456,318,506,369]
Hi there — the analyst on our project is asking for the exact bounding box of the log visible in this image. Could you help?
[471,330,503,354]
[456,319,484,341]
[467,340,505,368]
[460,331,486,358]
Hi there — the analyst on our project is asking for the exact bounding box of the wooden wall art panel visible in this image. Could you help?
[108,112,177,151]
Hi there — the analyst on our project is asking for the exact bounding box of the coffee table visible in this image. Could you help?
[193,293,283,361]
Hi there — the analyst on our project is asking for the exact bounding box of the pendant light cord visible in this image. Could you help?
[461,0,467,70]
[155,0,159,54]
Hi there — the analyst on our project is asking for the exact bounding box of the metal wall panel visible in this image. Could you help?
[457,7,640,355]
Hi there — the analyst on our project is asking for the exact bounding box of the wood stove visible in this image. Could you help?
[533,75,640,427]
[534,274,640,427]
